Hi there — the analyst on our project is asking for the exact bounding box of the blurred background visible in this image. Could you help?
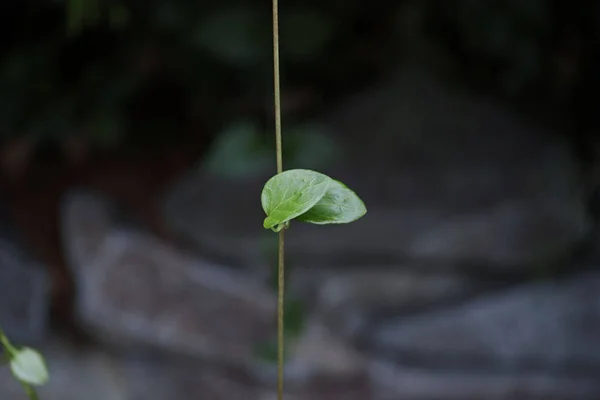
[1,0,600,399]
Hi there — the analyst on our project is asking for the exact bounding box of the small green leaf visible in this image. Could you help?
[261,169,331,229]
[203,121,271,178]
[10,348,49,386]
[296,179,366,224]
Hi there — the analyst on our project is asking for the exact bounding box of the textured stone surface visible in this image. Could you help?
[370,271,600,370]
[254,317,366,385]
[0,200,50,344]
[370,361,600,400]
[289,268,480,339]
[62,190,276,368]
[0,337,371,400]
[163,67,588,272]
[259,374,372,400]
[124,357,263,400]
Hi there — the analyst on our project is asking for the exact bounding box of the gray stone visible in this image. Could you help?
[163,66,588,272]
[370,361,600,400]
[0,336,369,400]
[0,339,126,400]
[61,190,276,368]
[0,201,50,344]
[0,338,264,400]
[254,316,367,385]
[290,268,479,339]
[370,272,600,370]
[259,374,372,400]
[60,190,113,273]
[124,356,263,400]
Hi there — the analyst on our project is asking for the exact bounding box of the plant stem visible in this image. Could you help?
[23,383,39,400]
[0,328,17,356]
[276,228,285,399]
[271,0,285,399]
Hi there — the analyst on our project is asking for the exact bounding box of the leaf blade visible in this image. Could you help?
[296,179,366,225]
[261,169,331,229]
[10,348,49,386]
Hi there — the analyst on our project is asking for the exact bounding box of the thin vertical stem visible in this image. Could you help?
[272,0,283,175]
[23,383,39,400]
[276,230,285,400]
[0,328,16,355]
[271,0,285,399]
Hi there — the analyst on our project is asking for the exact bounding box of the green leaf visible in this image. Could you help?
[261,169,331,230]
[296,179,366,224]
[203,121,271,178]
[10,348,49,386]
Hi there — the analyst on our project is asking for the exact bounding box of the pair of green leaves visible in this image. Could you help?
[261,169,366,232]
[0,330,49,397]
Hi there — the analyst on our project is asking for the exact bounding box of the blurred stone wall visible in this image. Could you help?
[2,66,600,399]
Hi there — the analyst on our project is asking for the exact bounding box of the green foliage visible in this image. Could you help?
[296,178,367,225]
[262,169,331,231]
[203,121,273,178]
[65,0,130,34]
[1,1,345,156]
[10,348,49,386]
[203,121,339,178]
[0,329,49,399]
[195,7,335,67]
[261,169,366,232]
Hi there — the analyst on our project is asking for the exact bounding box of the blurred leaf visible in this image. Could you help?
[254,341,279,363]
[254,338,293,364]
[10,348,49,386]
[66,0,86,34]
[253,299,307,363]
[284,299,306,336]
[203,120,271,178]
[193,8,270,67]
[285,124,340,169]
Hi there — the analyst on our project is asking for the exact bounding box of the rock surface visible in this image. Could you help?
[0,336,371,400]
[61,190,276,368]
[163,66,588,272]
[0,199,50,344]
[370,361,600,400]
[43,66,599,400]
[0,339,125,400]
[370,272,600,370]
[289,267,481,339]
